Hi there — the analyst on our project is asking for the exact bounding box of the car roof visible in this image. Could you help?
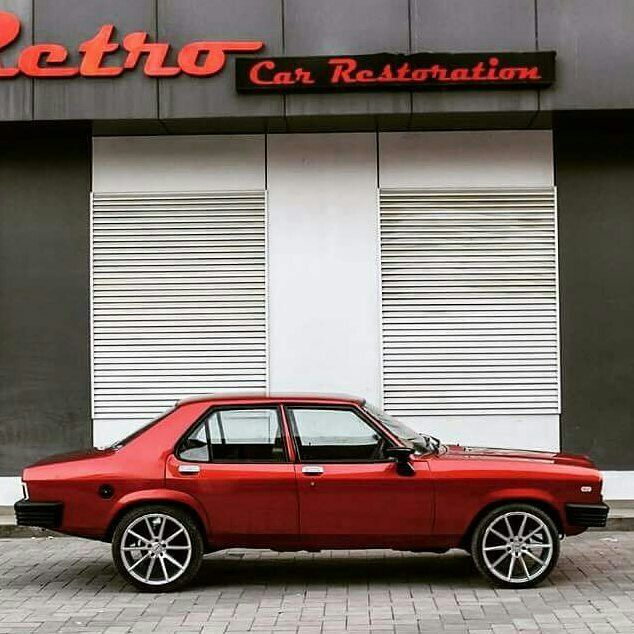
[177,393,366,407]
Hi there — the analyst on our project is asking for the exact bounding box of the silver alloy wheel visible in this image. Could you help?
[481,511,554,584]
[120,513,192,586]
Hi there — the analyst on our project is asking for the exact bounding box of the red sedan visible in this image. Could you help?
[15,394,608,591]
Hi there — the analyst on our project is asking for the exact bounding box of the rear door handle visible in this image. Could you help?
[178,464,200,475]
[302,465,324,476]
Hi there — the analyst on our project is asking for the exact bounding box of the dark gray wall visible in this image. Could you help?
[555,121,634,470]
[0,126,92,475]
[33,0,158,120]
[0,0,32,121]
[0,0,632,126]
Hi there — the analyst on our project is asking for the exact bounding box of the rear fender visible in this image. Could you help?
[107,488,211,536]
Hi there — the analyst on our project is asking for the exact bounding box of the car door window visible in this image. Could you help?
[178,407,286,463]
[287,407,387,462]
[178,422,210,462]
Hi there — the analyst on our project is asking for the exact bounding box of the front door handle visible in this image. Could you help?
[302,465,324,476]
[178,464,200,475]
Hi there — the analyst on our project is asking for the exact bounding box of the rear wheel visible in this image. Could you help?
[112,504,204,591]
[471,503,560,588]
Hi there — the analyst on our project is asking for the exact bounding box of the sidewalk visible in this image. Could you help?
[1,532,634,633]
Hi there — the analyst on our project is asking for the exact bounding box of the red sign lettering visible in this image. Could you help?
[248,59,315,86]
[0,11,264,79]
[0,11,19,77]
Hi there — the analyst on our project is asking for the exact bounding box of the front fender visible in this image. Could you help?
[465,487,565,537]
[433,482,565,544]
[106,488,211,536]
[482,487,561,514]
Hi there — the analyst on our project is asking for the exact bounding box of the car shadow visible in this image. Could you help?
[192,549,484,589]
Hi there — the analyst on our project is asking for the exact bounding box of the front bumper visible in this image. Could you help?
[14,499,63,529]
[565,503,609,528]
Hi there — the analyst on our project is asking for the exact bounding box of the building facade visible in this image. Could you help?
[1,0,634,503]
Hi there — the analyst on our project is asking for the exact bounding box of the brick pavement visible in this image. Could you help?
[0,532,633,633]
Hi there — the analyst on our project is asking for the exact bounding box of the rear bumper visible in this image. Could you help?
[565,503,609,528]
[14,499,63,529]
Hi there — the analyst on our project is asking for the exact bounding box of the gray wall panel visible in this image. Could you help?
[0,0,32,120]
[556,124,634,470]
[0,129,91,475]
[539,0,634,110]
[284,0,410,117]
[33,0,157,120]
[158,0,283,120]
[411,0,538,116]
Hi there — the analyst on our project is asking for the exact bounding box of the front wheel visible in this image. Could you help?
[471,503,560,588]
[112,504,204,591]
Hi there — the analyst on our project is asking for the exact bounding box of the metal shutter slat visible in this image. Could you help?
[91,191,267,428]
[380,188,560,419]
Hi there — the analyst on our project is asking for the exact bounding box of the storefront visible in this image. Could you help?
[1,0,634,503]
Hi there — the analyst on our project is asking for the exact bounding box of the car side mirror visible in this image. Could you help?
[385,446,415,476]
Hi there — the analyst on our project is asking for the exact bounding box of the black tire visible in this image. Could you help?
[471,503,560,589]
[112,504,204,592]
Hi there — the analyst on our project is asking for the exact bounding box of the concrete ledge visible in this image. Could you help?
[0,525,64,538]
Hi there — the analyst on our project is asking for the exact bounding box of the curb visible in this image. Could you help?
[599,517,634,532]
[0,525,65,538]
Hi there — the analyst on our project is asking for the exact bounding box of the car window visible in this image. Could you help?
[179,421,210,462]
[287,407,387,462]
[178,407,286,463]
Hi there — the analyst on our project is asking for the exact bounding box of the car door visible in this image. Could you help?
[166,405,299,548]
[285,404,433,549]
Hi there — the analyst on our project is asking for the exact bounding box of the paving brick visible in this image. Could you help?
[0,533,633,632]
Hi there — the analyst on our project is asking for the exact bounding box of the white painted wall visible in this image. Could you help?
[602,472,634,500]
[408,415,560,453]
[0,477,22,506]
[378,130,559,451]
[267,133,382,403]
[379,130,554,189]
[93,135,265,192]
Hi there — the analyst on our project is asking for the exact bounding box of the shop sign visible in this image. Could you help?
[0,10,555,91]
[0,11,263,78]
[236,52,555,93]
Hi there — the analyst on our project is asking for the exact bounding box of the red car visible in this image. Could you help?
[15,394,608,591]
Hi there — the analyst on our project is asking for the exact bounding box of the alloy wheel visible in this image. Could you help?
[481,511,554,584]
[120,513,193,586]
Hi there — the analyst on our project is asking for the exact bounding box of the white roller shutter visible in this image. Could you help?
[379,188,560,418]
[91,191,267,426]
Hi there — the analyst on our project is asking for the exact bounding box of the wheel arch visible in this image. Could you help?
[458,497,564,550]
[104,490,210,546]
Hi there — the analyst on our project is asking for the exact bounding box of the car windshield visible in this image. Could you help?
[363,402,441,454]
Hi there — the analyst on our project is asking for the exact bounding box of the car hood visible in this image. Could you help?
[27,447,115,468]
[439,444,595,468]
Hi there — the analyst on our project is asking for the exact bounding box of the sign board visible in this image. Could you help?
[236,52,556,93]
